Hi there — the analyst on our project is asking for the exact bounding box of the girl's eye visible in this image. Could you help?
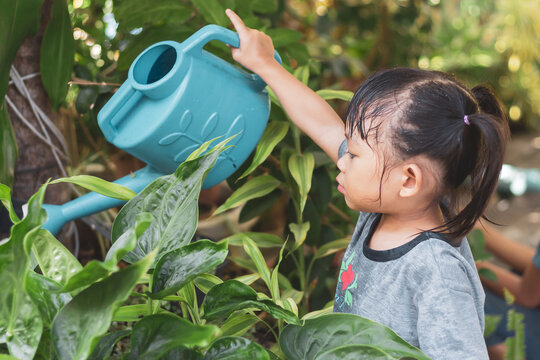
[347,151,355,159]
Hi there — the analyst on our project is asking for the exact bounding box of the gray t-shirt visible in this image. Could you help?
[333,212,488,359]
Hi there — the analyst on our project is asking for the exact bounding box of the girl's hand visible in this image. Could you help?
[225,9,278,73]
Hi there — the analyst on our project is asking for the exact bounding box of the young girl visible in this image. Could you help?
[225,9,509,359]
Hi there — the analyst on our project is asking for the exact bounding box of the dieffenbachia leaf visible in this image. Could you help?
[149,240,228,299]
[52,250,156,360]
[124,313,218,359]
[56,212,152,293]
[0,182,19,223]
[204,337,270,360]
[279,313,430,360]
[0,183,48,359]
[111,142,227,265]
[202,280,299,325]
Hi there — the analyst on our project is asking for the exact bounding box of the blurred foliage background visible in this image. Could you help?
[69,0,540,136]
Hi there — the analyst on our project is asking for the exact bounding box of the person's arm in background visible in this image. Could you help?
[225,9,345,163]
[476,220,534,272]
[475,221,540,308]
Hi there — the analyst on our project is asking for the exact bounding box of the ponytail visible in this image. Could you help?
[442,85,510,240]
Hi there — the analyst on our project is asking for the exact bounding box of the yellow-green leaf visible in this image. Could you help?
[239,121,289,179]
[51,175,137,201]
[214,175,280,215]
[222,232,283,248]
[314,238,350,260]
[316,89,354,101]
[242,236,272,292]
[288,153,315,214]
[289,222,310,250]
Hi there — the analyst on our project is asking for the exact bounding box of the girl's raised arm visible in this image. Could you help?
[225,9,345,163]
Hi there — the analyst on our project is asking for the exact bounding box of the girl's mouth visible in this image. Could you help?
[337,184,345,194]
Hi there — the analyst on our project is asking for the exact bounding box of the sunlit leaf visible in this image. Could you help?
[288,153,314,214]
[238,121,289,179]
[214,175,280,215]
[51,175,137,201]
[316,89,354,101]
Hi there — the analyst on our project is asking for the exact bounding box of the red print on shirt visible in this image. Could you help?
[341,263,355,290]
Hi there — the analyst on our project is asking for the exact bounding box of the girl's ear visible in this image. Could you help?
[399,163,423,198]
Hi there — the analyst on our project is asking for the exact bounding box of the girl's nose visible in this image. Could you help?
[337,155,346,173]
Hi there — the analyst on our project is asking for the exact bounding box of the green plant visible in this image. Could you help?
[0,141,429,359]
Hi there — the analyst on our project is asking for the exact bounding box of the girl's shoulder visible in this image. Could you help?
[407,235,480,292]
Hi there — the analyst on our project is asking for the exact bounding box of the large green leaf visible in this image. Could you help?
[149,240,229,299]
[0,101,18,188]
[52,250,156,360]
[202,280,299,325]
[0,183,20,223]
[204,337,270,360]
[238,121,289,179]
[115,0,191,31]
[250,0,278,14]
[51,175,137,201]
[125,313,218,360]
[190,0,228,26]
[0,183,48,359]
[31,229,82,286]
[214,175,280,215]
[87,330,131,360]
[57,212,152,293]
[25,272,71,327]
[111,146,225,265]
[40,0,75,110]
[288,153,315,214]
[266,29,303,48]
[0,0,43,99]
[279,313,430,360]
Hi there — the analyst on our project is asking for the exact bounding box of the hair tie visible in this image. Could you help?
[463,115,470,125]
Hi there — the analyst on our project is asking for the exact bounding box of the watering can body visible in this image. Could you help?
[42,25,279,234]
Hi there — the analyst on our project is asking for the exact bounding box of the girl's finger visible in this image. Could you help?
[225,9,248,35]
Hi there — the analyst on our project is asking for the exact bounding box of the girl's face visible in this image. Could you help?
[336,134,398,212]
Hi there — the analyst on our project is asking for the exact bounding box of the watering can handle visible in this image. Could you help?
[184,25,281,88]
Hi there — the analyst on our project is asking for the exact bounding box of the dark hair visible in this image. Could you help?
[345,68,510,241]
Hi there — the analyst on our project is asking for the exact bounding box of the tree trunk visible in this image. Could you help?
[7,0,68,206]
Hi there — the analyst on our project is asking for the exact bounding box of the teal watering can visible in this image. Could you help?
[42,25,281,235]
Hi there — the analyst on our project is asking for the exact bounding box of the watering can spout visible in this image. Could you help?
[42,166,163,235]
